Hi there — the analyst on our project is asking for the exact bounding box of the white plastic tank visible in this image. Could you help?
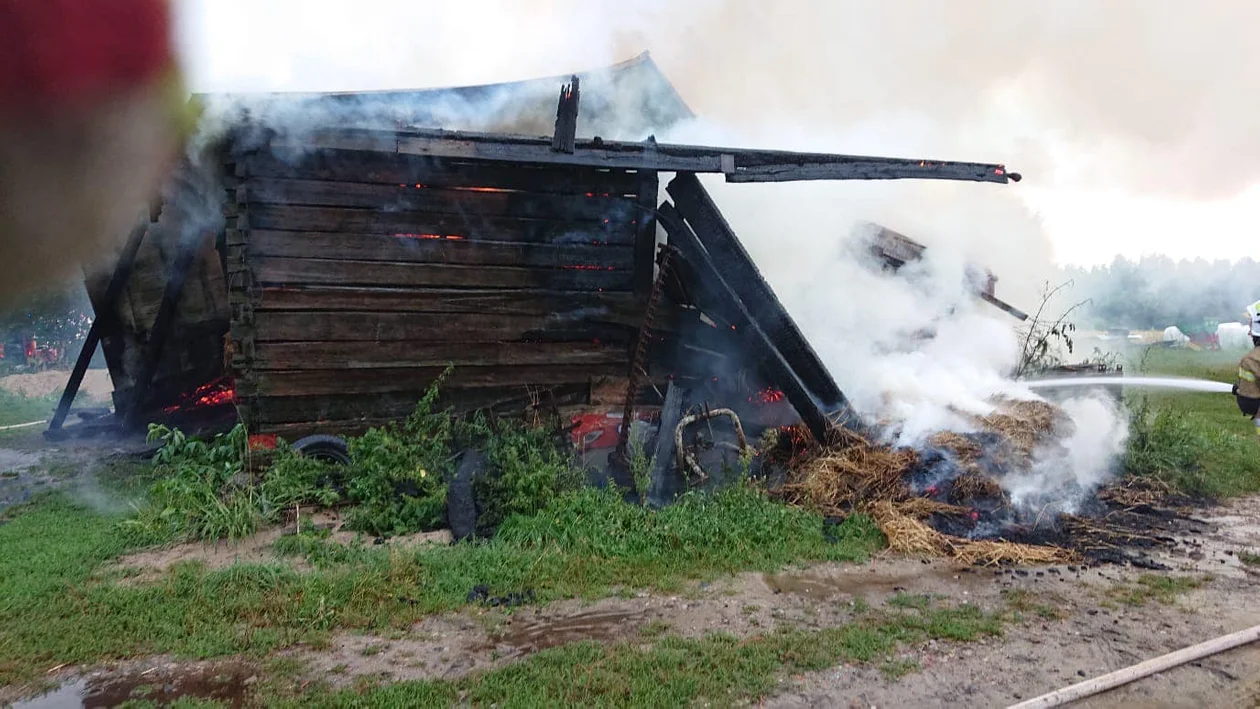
[1162,326,1189,344]
[1218,321,1251,350]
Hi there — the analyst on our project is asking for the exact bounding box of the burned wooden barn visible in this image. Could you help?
[51,54,1020,463]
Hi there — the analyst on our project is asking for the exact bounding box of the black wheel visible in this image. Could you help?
[292,434,351,465]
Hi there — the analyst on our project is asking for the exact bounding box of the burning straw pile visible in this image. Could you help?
[778,399,1077,566]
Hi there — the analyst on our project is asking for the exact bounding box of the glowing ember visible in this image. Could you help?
[748,387,785,405]
[562,264,616,271]
[394,233,464,240]
[458,186,510,193]
[162,376,235,415]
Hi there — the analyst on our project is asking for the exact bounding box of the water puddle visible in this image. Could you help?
[491,609,646,653]
[13,663,253,708]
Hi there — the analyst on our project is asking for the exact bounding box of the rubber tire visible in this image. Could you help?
[448,449,484,542]
[292,434,352,465]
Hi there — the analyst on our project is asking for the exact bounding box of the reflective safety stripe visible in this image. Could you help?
[1241,368,1257,383]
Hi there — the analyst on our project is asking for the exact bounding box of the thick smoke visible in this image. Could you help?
[172,0,1260,505]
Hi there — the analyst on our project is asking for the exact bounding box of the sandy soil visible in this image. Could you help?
[0,368,111,400]
[11,497,1260,708]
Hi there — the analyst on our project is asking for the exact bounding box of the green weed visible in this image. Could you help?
[1104,574,1211,607]
[1238,551,1260,567]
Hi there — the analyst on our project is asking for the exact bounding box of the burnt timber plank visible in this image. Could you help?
[657,202,833,443]
[242,204,635,244]
[632,170,659,294]
[666,173,847,409]
[250,256,633,291]
[244,230,635,270]
[240,178,636,222]
[248,341,626,370]
[122,228,209,429]
[276,127,1018,185]
[246,286,642,319]
[243,364,625,397]
[240,150,640,195]
[252,310,637,344]
[250,384,591,424]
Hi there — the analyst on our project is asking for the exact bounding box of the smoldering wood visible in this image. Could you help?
[242,230,635,270]
[49,219,151,433]
[271,127,1018,186]
[656,204,833,443]
[240,150,641,195]
[251,310,639,344]
[551,75,579,154]
[632,170,660,294]
[249,256,633,291]
[666,174,847,409]
[646,382,690,507]
[239,177,636,222]
[249,384,591,425]
[246,340,626,370]
[121,228,212,428]
[245,286,643,319]
[242,363,626,397]
[241,204,636,244]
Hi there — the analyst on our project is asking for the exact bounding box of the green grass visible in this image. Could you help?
[0,389,57,429]
[0,486,885,686]
[1238,551,1260,567]
[272,599,1002,708]
[1123,348,1260,498]
[1103,574,1210,607]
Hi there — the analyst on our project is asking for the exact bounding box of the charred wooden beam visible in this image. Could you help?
[121,228,209,429]
[47,219,150,436]
[551,75,580,154]
[241,150,641,195]
[274,126,1019,186]
[250,310,644,344]
[247,340,625,370]
[657,202,834,443]
[666,173,848,410]
[241,363,625,397]
[632,165,660,294]
[240,204,635,244]
[244,287,643,319]
[248,256,634,291]
[241,230,635,270]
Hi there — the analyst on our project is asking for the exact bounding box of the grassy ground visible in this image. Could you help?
[1122,346,1260,498]
[0,389,57,429]
[266,598,1003,708]
[0,487,885,688]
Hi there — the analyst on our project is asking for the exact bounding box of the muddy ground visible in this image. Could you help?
[6,493,1260,707]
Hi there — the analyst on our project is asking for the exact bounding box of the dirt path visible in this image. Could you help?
[12,497,1260,707]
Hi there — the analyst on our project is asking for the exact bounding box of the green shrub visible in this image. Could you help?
[473,415,582,531]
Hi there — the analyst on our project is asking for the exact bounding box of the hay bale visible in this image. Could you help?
[779,428,917,515]
[929,431,983,463]
[949,472,1006,505]
[895,497,973,520]
[974,398,1067,458]
[867,500,1076,566]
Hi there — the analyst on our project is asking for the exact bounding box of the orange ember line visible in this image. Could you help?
[458,186,510,193]
[394,233,464,241]
[163,377,235,415]
[562,264,616,271]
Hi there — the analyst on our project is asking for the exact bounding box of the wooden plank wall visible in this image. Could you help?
[228,148,658,436]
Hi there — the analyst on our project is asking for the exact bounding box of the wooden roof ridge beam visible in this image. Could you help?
[264,126,1021,186]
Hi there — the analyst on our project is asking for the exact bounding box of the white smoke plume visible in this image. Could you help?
[170,0,1260,505]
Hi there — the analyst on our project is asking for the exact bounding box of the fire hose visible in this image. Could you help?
[674,407,748,483]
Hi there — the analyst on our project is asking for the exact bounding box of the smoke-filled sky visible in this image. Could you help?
[173,0,1259,267]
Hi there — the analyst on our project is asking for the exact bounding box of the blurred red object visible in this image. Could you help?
[0,0,173,112]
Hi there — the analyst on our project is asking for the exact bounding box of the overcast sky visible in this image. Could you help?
[172,0,1260,268]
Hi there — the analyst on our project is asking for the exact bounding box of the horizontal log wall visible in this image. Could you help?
[229,148,656,436]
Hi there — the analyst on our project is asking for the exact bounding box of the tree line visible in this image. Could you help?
[1058,255,1260,331]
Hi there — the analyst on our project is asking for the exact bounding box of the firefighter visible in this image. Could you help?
[1233,301,1260,437]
